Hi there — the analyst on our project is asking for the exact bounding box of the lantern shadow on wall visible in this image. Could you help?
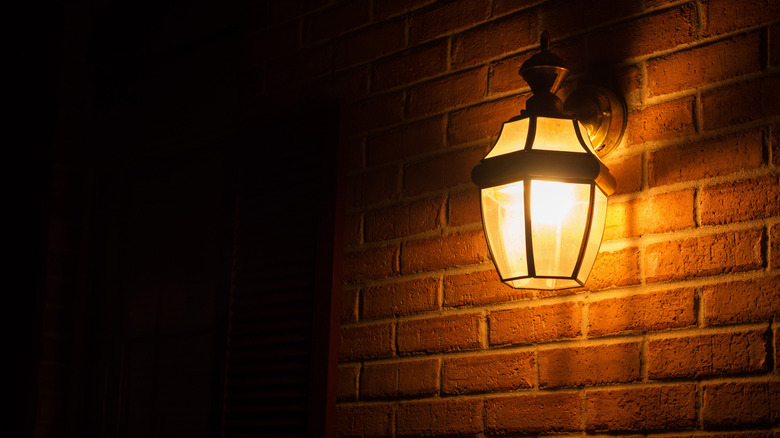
[472,31,628,290]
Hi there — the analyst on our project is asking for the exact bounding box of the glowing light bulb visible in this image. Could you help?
[530,180,575,225]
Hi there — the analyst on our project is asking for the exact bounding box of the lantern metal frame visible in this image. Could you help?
[471,31,627,290]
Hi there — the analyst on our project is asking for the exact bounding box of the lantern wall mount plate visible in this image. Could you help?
[471,31,627,290]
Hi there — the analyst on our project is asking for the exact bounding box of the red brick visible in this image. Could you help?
[397,398,483,436]
[488,51,533,95]
[541,0,641,37]
[701,76,780,130]
[347,165,401,208]
[345,92,405,134]
[336,403,394,437]
[648,330,769,379]
[365,196,444,241]
[334,18,406,69]
[701,175,780,225]
[702,381,780,428]
[346,134,365,172]
[702,277,780,325]
[404,145,489,197]
[648,130,763,187]
[344,213,361,247]
[447,94,528,146]
[448,188,481,227]
[408,0,491,45]
[485,392,581,434]
[343,245,398,283]
[442,351,534,394]
[444,269,534,307]
[647,32,761,96]
[773,223,780,268]
[585,247,641,290]
[451,11,537,68]
[645,229,763,283]
[539,343,641,388]
[371,39,448,92]
[406,66,488,118]
[490,301,582,346]
[397,313,483,353]
[774,125,780,167]
[589,288,696,337]
[665,433,771,438]
[605,154,642,196]
[589,4,697,62]
[367,116,445,166]
[628,97,695,146]
[585,385,697,431]
[361,359,439,399]
[339,322,394,361]
[361,277,439,319]
[341,288,358,322]
[338,364,359,401]
[489,39,585,94]
[704,0,780,36]
[374,0,434,19]
[605,190,695,240]
[302,0,370,45]
[401,229,489,274]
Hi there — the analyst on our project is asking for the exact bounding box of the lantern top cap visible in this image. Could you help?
[519,31,569,116]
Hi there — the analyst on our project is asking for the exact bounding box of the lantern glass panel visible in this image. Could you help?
[576,188,608,283]
[481,180,527,279]
[507,277,580,290]
[485,118,529,159]
[529,180,591,277]
[532,118,588,153]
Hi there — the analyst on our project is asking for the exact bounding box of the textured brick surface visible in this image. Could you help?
[704,0,780,36]
[341,288,358,322]
[701,175,780,225]
[348,165,402,208]
[365,196,443,241]
[648,330,769,379]
[442,351,534,394]
[397,313,483,353]
[336,403,394,437]
[361,277,439,319]
[447,188,481,227]
[403,146,489,197]
[772,223,780,268]
[648,130,763,188]
[371,39,448,92]
[702,381,780,428]
[604,190,695,240]
[338,364,359,401]
[647,32,761,97]
[366,116,445,166]
[334,18,406,69]
[605,154,642,195]
[701,76,780,130]
[343,245,398,283]
[539,343,641,388]
[397,398,483,436]
[586,385,697,431]
[589,288,696,336]
[485,392,581,434]
[702,277,780,325]
[406,66,489,118]
[451,11,537,68]
[585,247,641,290]
[401,229,489,274]
[339,322,394,361]
[490,302,582,345]
[361,359,439,399]
[408,0,491,44]
[345,92,405,134]
[644,229,763,283]
[444,269,534,307]
[447,94,528,146]
[628,97,695,146]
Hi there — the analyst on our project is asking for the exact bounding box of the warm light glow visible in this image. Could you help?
[530,180,575,225]
[481,181,527,279]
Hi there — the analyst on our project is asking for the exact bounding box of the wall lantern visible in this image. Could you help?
[471,31,627,290]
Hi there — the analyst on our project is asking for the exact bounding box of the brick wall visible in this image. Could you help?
[257,0,780,436]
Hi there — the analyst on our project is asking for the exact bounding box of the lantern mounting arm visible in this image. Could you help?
[520,31,627,158]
